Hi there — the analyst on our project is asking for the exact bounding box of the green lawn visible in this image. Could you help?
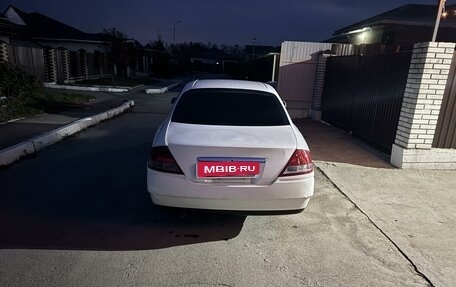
[0,91,94,122]
[77,77,161,87]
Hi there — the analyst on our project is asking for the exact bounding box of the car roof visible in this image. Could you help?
[181,79,278,95]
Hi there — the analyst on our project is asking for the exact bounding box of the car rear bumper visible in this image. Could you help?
[147,169,314,211]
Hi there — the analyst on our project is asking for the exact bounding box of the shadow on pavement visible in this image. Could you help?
[0,206,246,251]
[0,138,245,251]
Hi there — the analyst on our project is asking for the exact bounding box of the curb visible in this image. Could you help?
[0,117,25,125]
[145,81,182,94]
[0,100,135,167]
[43,83,143,93]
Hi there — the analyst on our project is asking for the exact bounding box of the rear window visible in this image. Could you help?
[171,88,289,126]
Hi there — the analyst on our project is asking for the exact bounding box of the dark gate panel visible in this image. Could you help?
[322,52,412,152]
[8,44,45,82]
[433,51,456,148]
[55,49,65,84]
[69,51,82,79]
[320,55,360,131]
[87,52,99,76]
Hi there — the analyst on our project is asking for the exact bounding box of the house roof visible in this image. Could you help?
[0,11,19,36]
[5,5,105,42]
[334,4,456,35]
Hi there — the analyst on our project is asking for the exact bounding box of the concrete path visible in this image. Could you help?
[317,162,456,287]
[295,119,456,287]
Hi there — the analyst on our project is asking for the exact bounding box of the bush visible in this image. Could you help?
[0,61,43,122]
[0,62,94,122]
[0,61,42,99]
[0,61,42,121]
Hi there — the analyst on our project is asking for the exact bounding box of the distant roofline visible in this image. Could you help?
[2,5,120,43]
[333,4,456,35]
[27,36,106,44]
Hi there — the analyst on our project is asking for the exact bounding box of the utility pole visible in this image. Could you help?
[432,0,446,42]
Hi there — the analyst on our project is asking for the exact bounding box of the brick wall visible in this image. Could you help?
[395,42,455,149]
[44,48,57,83]
[0,42,8,62]
[310,52,334,121]
[391,41,456,169]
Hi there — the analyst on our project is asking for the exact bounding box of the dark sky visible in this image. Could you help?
[1,0,452,46]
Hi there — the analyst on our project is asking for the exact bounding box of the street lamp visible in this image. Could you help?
[252,37,257,59]
[173,20,181,45]
[432,0,446,42]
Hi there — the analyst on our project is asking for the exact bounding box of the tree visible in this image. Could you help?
[146,36,172,77]
[102,27,137,80]
[148,35,167,52]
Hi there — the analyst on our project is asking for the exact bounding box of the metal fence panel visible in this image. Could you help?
[279,41,332,67]
[322,52,412,152]
[278,61,317,101]
[433,52,456,148]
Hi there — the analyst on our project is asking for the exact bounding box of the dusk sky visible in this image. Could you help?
[1,0,454,46]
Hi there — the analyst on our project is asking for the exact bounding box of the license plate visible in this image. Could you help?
[197,161,260,178]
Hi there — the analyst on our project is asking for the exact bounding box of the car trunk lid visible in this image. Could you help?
[166,122,297,185]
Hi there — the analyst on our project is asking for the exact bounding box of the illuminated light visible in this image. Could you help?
[346,27,371,35]
[358,31,368,43]
[442,11,448,18]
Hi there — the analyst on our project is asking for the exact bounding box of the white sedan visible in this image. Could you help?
[147,79,314,212]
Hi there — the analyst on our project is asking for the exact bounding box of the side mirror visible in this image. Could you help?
[171,97,177,104]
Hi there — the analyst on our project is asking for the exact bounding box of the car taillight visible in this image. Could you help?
[147,146,183,174]
[280,149,313,176]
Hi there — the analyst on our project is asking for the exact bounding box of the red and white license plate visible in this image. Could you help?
[197,161,260,178]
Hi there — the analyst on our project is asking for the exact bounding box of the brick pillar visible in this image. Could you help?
[61,49,70,82]
[311,51,333,120]
[44,48,57,83]
[0,42,8,62]
[391,42,455,168]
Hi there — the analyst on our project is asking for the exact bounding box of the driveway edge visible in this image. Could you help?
[145,81,182,94]
[43,83,143,93]
[0,100,135,167]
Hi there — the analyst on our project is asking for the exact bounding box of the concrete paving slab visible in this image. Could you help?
[317,162,456,287]
[0,170,429,287]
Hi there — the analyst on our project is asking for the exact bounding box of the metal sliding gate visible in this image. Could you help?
[322,52,412,153]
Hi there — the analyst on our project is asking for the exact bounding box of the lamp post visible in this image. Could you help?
[432,0,446,42]
[173,20,181,45]
[252,37,256,59]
